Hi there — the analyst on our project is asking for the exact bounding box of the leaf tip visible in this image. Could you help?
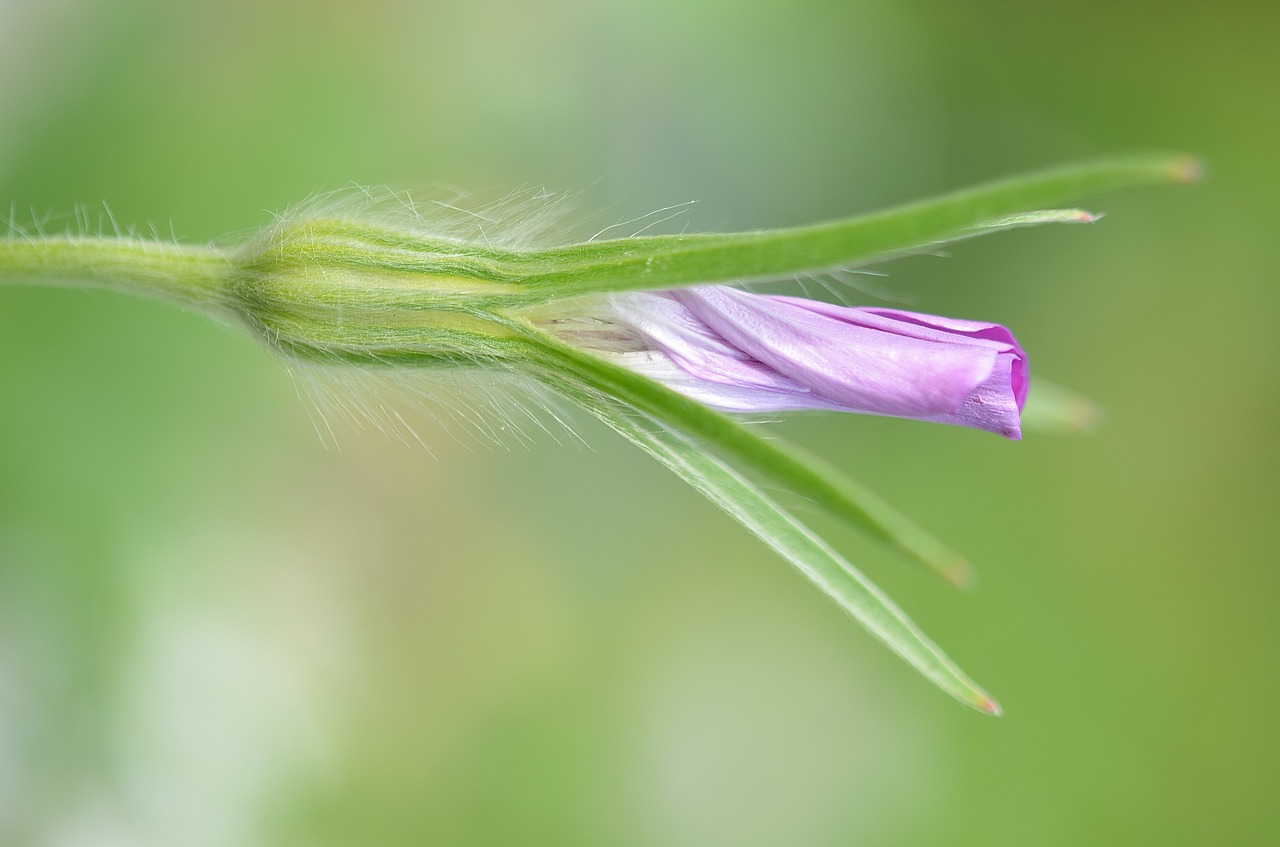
[940,555,977,590]
[1060,395,1104,434]
[975,695,1003,716]
[1020,379,1104,436]
[1169,155,1203,185]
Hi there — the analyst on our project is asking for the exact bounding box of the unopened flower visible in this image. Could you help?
[0,154,1196,711]
[592,285,1027,438]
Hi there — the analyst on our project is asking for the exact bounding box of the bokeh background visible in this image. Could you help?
[1,0,1276,844]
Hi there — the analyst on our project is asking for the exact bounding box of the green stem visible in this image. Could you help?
[0,236,229,307]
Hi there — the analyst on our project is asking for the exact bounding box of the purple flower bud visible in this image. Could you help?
[606,286,1028,439]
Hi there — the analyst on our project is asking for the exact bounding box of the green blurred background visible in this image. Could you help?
[0,0,1275,844]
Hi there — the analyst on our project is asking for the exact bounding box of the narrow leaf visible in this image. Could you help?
[568,386,999,713]
[512,153,1197,299]
[518,332,974,585]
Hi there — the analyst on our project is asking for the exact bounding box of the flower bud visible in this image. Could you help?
[590,286,1027,438]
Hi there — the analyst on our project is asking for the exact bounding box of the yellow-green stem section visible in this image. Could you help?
[0,237,229,307]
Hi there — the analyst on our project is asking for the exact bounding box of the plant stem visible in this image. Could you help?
[0,236,229,307]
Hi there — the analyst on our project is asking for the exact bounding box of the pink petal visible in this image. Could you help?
[608,286,1028,439]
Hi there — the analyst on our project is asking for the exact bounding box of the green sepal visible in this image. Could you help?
[540,363,1000,714]
[507,153,1197,301]
[205,153,1197,309]
[513,330,974,585]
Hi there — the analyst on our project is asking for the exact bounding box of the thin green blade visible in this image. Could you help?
[574,390,999,714]
[514,153,1197,299]
[520,333,974,585]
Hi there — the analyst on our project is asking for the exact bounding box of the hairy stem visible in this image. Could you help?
[0,237,229,307]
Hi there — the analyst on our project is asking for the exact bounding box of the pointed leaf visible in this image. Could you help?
[511,153,1197,299]
[518,332,974,585]
[564,384,999,713]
